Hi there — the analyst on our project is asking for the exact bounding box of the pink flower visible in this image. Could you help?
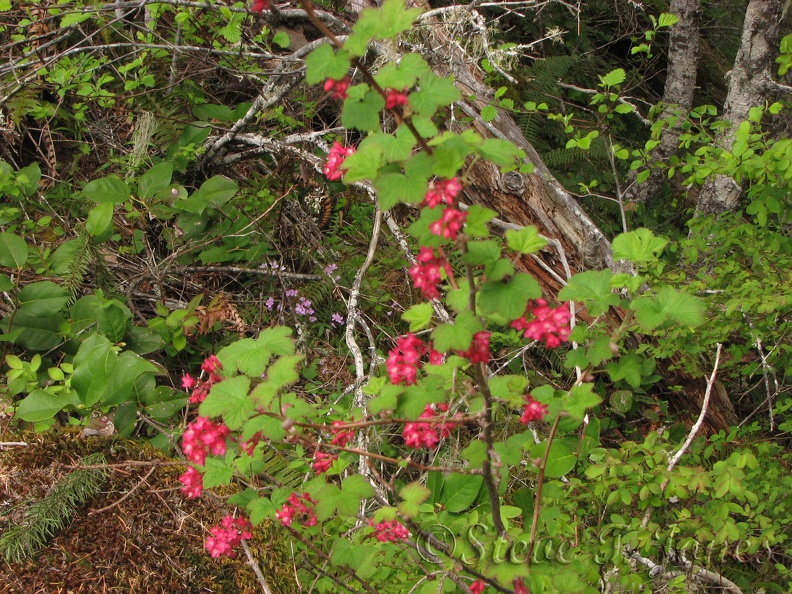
[201,354,222,375]
[324,142,355,181]
[189,383,209,404]
[458,331,491,365]
[386,333,426,386]
[520,395,549,424]
[312,451,337,474]
[181,417,230,465]
[250,0,270,12]
[371,519,410,542]
[403,403,456,449]
[179,466,203,499]
[324,76,351,100]
[408,247,451,301]
[428,349,445,365]
[423,177,462,208]
[511,300,571,348]
[330,420,356,448]
[276,493,318,528]
[429,207,467,240]
[470,580,486,594]
[182,374,197,390]
[385,88,409,110]
[513,578,529,594]
[205,515,253,558]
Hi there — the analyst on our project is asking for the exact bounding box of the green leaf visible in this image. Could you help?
[82,174,131,204]
[432,135,472,178]
[431,310,483,352]
[529,438,576,478]
[256,326,295,356]
[505,225,547,255]
[373,171,429,209]
[346,0,423,56]
[398,482,431,518]
[218,338,272,377]
[85,202,115,241]
[138,162,173,199]
[460,440,487,468]
[305,44,351,84]
[16,162,41,196]
[478,273,541,321]
[441,474,483,512]
[0,274,13,292]
[271,30,291,48]
[612,228,668,263]
[15,389,70,422]
[243,414,285,442]
[476,138,523,167]
[18,281,69,316]
[563,383,602,420]
[200,376,253,430]
[464,204,497,237]
[375,53,430,90]
[3,311,64,350]
[599,68,626,88]
[104,351,158,406]
[202,457,235,488]
[343,144,384,183]
[463,240,501,267]
[613,103,634,114]
[481,105,497,122]
[558,270,619,317]
[342,86,385,132]
[0,233,29,268]
[183,175,238,214]
[657,13,679,27]
[610,390,633,414]
[267,354,304,388]
[630,287,704,331]
[402,302,434,331]
[409,74,461,117]
[72,334,117,407]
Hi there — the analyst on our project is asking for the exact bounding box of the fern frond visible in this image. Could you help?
[60,231,94,305]
[0,452,107,563]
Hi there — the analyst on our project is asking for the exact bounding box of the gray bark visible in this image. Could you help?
[628,0,700,205]
[695,0,783,215]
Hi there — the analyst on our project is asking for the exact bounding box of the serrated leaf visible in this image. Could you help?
[612,228,668,263]
[375,53,430,89]
[305,44,350,84]
[630,287,704,331]
[557,270,619,317]
[342,87,385,132]
[218,338,272,377]
[505,225,547,255]
[476,138,523,167]
[657,13,679,27]
[478,273,541,321]
[373,172,428,209]
[481,105,497,121]
[256,326,295,355]
[272,30,291,48]
[460,440,487,467]
[431,310,483,352]
[432,134,471,178]
[564,383,602,419]
[242,414,285,441]
[398,482,431,518]
[463,240,501,267]
[409,75,461,117]
[346,0,422,56]
[202,457,234,487]
[200,375,253,430]
[343,144,384,183]
[464,204,497,237]
[402,302,434,331]
[599,68,626,88]
[267,354,304,388]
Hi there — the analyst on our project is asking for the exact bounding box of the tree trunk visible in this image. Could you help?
[627,0,700,205]
[695,0,782,215]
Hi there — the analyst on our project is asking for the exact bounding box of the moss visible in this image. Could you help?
[0,428,298,593]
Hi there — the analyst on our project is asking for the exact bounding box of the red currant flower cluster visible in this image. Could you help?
[387,333,439,386]
[409,247,451,300]
[370,519,410,542]
[276,492,318,528]
[470,580,486,594]
[182,354,223,404]
[179,466,203,499]
[429,207,467,240]
[513,578,529,594]
[324,142,355,181]
[330,420,356,447]
[182,416,230,466]
[423,177,462,208]
[238,432,262,456]
[385,88,409,110]
[250,0,270,13]
[324,76,351,100]
[312,450,337,474]
[511,299,572,348]
[205,515,253,559]
[403,403,455,449]
[519,395,549,424]
[458,331,491,365]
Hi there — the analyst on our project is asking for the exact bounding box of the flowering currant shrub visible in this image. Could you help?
[178,0,709,590]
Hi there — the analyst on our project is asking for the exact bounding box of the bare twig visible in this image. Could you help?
[88,465,158,515]
[241,540,273,594]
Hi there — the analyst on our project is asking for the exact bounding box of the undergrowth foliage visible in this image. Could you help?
[2,1,792,592]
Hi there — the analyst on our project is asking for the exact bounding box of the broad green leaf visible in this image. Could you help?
[464,204,497,237]
[71,295,131,342]
[85,202,115,241]
[478,273,541,321]
[375,53,430,90]
[505,225,547,255]
[344,144,384,183]
[431,310,483,352]
[16,162,41,196]
[563,383,602,420]
[630,287,704,331]
[138,162,173,199]
[305,44,351,84]
[558,270,619,317]
[402,302,433,331]
[460,440,487,467]
[398,482,431,518]
[256,326,295,355]
[463,240,501,267]
[342,86,385,132]
[18,281,69,316]
[610,390,633,414]
[104,351,158,406]
[3,311,63,350]
[267,354,304,388]
[218,338,272,377]
[72,334,117,406]
[0,274,13,291]
[82,174,131,204]
[599,68,626,88]
[441,474,483,512]
[15,389,70,422]
[346,0,422,56]
[373,171,428,209]
[612,228,668,263]
[0,233,29,268]
[432,135,471,178]
[360,131,414,163]
[202,457,235,487]
[409,75,461,117]
[271,30,291,48]
[242,414,285,442]
[476,138,523,167]
[201,376,253,430]
[606,354,645,389]
[529,438,576,478]
[657,13,679,27]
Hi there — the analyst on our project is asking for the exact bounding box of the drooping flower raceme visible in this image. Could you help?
[429,206,467,240]
[205,515,253,559]
[511,299,572,348]
[520,395,549,424]
[324,142,355,181]
[324,76,351,100]
[371,519,410,542]
[330,420,356,448]
[182,417,230,466]
[470,580,486,594]
[384,88,409,110]
[408,247,451,301]
[250,0,270,13]
[403,403,455,449]
[458,331,491,365]
[179,466,203,499]
[312,450,337,474]
[386,333,426,386]
[276,492,318,528]
[423,177,462,208]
